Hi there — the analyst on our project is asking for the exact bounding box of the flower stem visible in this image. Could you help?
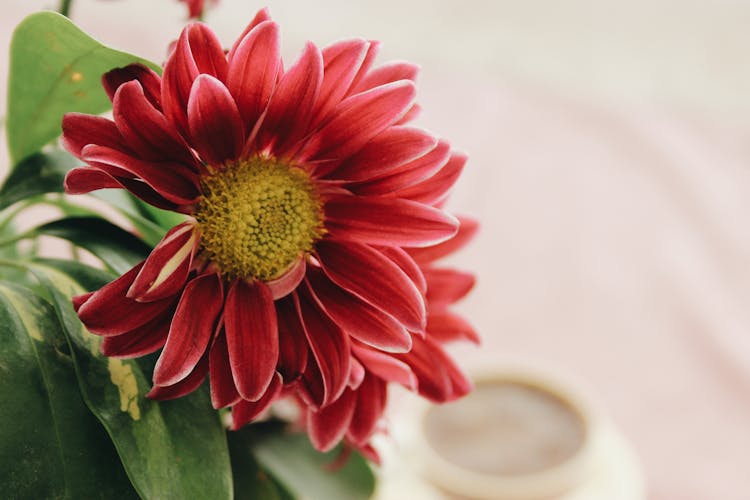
[59,0,73,17]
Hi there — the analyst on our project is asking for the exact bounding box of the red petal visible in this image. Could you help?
[379,246,427,295]
[260,42,323,155]
[425,268,476,308]
[393,151,467,205]
[306,269,411,353]
[352,345,417,390]
[161,27,199,134]
[325,196,458,247]
[348,357,365,390]
[82,144,200,205]
[395,103,421,125]
[395,337,472,402]
[209,332,242,408]
[276,295,309,382]
[113,81,196,166]
[298,350,325,410]
[77,263,174,335]
[64,167,121,194]
[295,288,351,407]
[72,292,93,312]
[187,22,228,81]
[308,388,357,452]
[77,150,134,180]
[408,216,479,263]
[100,308,172,358]
[187,74,245,165]
[226,21,281,129]
[225,280,279,401]
[302,81,416,165]
[128,222,197,302]
[153,273,223,386]
[61,113,127,160]
[427,309,480,344]
[231,372,282,429]
[352,61,419,94]
[148,355,208,400]
[119,178,186,212]
[310,39,369,127]
[329,126,437,181]
[355,443,381,465]
[348,374,387,444]
[346,40,380,96]
[161,23,228,132]
[317,240,425,332]
[266,258,306,300]
[65,166,185,212]
[351,140,451,196]
[103,63,162,109]
[228,8,272,61]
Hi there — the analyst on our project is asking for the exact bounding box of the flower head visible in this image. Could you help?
[65,8,475,453]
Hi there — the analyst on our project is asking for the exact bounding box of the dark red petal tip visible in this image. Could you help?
[231,372,283,429]
[147,355,208,401]
[308,389,357,452]
[225,280,279,401]
[209,332,242,409]
[153,273,223,386]
[103,63,162,109]
[77,263,174,336]
[325,196,459,248]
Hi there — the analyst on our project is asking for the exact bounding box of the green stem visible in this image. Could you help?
[59,0,73,17]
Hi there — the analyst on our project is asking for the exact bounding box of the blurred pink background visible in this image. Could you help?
[3,1,750,498]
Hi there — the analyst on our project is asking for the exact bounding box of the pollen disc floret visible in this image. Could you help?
[195,157,324,281]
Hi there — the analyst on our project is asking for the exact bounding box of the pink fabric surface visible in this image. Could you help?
[428,80,750,499]
[3,3,750,499]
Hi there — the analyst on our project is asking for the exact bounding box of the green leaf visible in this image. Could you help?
[6,11,159,164]
[34,216,152,274]
[25,261,234,500]
[0,144,168,248]
[94,190,176,247]
[0,281,137,499]
[97,190,186,232]
[132,197,188,232]
[248,428,376,500]
[0,149,79,211]
[33,257,115,290]
[228,429,295,500]
[0,217,32,283]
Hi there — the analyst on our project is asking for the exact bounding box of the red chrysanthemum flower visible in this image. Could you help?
[64,7,475,451]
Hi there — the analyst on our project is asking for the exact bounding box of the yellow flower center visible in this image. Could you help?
[194,157,324,281]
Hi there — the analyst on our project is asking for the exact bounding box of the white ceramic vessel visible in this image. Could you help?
[375,368,646,500]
